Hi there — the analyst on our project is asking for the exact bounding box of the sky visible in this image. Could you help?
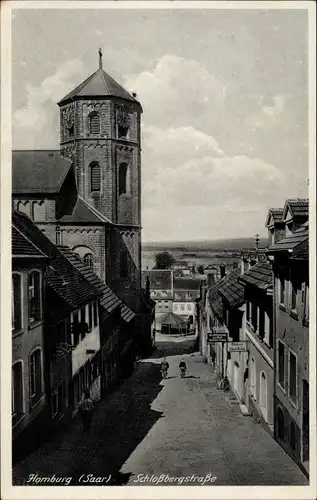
[12,7,309,242]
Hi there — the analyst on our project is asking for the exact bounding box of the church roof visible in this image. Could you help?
[57,246,135,322]
[12,150,72,194]
[59,197,112,225]
[58,68,139,106]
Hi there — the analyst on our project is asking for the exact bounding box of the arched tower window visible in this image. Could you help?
[119,163,131,196]
[89,112,100,135]
[84,254,94,268]
[90,162,101,192]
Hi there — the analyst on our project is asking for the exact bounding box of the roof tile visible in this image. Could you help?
[12,151,72,194]
[58,69,138,105]
[238,261,273,289]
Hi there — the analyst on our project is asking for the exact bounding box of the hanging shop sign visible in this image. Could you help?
[227,341,249,352]
[207,332,228,343]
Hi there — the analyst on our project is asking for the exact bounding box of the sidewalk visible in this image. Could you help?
[184,356,309,485]
[13,360,161,485]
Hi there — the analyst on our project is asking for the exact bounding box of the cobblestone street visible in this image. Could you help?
[13,334,308,487]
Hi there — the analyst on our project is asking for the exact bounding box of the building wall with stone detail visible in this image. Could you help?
[60,225,107,282]
[59,97,141,228]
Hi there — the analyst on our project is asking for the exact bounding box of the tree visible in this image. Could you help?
[197,265,204,275]
[154,251,175,269]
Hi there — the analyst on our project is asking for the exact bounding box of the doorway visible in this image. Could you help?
[259,371,268,422]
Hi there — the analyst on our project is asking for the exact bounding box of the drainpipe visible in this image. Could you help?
[269,254,277,437]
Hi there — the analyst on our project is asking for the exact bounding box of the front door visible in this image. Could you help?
[260,372,268,422]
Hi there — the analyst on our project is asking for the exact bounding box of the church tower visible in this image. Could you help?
[58,50,143,282]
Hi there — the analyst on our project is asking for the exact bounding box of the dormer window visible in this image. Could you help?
[89,112,100,135]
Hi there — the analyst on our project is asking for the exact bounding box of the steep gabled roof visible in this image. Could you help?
[217,270,245,309]
[208,275,227,319]
[12,151,72,194]
[12,226,48,259]
[265,208,284,228]
[283,199,309,222]
[58,246,135,322]
[12,211,101,308]
[58,68,139,106]
[59,197,112,224]
[238,261,273,290]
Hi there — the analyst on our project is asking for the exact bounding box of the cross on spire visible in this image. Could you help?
[98,48,103,69]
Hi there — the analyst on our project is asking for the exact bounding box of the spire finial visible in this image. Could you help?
[98,48,103,69]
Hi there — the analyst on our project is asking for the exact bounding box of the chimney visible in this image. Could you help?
[220,263,226,279]
[132,92,137,98]
[207,273,215,288]
[255,234,260,250]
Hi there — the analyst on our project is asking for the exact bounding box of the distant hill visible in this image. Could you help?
[142,237,268,252]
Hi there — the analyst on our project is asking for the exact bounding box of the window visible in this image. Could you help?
[180,304,185,311]
[89,112,100,135]
[28,270,41,324]
[84,253,94,268]
[72,311,80,347]
[187,304,191,311]
[93,302,98,328]
[264,312,270,345]
[291,274,298,311]
[280,275,285,305]
[119,163,130,196]
[29,348,42,405]
[251,303,257,331]
[12,273,22,331]
[80,306,86,340]
[186,293,192,300]
[90,162,101,192]
[88,303,93,330]
[120,252,128,278]
[278,341,285,388]
[289,351,297,404]
[12,361,23,416]
[246,300,250,322]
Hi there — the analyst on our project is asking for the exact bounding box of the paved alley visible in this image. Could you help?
[13,333,308,487]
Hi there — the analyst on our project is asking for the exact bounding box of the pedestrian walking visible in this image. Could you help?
[211,349,216,372]
[79,391,94,434]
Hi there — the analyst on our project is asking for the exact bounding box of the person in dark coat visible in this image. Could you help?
[79,391,94,433]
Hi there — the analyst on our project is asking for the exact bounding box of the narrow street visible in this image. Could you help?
[13,333,308,487]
